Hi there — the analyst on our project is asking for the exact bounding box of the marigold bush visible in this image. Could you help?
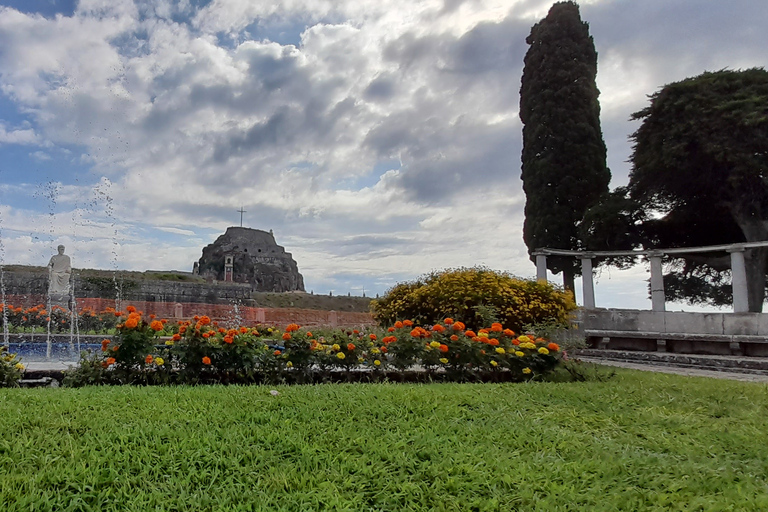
[64,306,565,386]
[370,267,577,331]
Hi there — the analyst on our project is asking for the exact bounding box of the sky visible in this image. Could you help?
[0,0,765,310]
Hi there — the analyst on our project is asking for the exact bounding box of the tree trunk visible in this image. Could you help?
[744,247,767,312]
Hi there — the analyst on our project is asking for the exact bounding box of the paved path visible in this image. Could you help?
[578,356,768,383]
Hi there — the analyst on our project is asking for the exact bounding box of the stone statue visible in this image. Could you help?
[48,245,72,296]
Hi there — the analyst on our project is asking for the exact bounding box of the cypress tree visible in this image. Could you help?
[519,1,610,291]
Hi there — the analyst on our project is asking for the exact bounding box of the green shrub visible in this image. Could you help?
[371,267,577,331]
[0,346,24,387]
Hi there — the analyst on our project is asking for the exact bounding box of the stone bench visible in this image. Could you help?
[585,329,768,357]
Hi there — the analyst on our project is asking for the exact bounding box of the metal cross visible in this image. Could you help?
[237,207,246,227]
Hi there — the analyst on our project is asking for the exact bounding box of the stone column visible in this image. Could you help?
[328,310,338,328]
[581,255,595,309]
[728,246,749,313]
[535,254,547,282]
[649,251,665,312]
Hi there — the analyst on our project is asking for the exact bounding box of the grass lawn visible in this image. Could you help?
[1,369,767,511]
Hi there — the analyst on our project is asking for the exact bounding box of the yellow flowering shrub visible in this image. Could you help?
[371,267,576,331]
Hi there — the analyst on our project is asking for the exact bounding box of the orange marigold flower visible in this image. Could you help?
[369,334,377,340]
[224,335,234,344]
[306,331,313,337]
[438,344,449,353]
[101,339,110,351]
[114,312,122,317]
[548,343,560,352]
[150,320,163,332]
[202,332,211,338]
[286,323,300,332]
[432,324,445,333]
[199,316,211,326]
[125,318,139,329]
[106,357,116,366]
[145,355,153,364]
[410,327,428,338]
[380,346,388,353]
[491,323,503,332]
[202,356,211,365]
[353,330,360,335]
[387,327,395,332]
[403,320,413,327]
[394,321,404,329]
[347,343,356,351]
[149,314,156,320]
[480,350,486,355]
[240,326,248,334]
[489,338,499,346]
[126,305,137,313]
[479,328,489,334]
[503,329,515,337]
[172,333,181,341]
[452,321,466,331]
[450,335,459,341]
[512,339,521,346]
[464,330,476,338]
[274,350,281,356]
[444,318,454,325]
[282,332,292,341]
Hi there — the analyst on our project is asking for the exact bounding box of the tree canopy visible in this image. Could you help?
[582,68,768,311]
[519,1,610,291]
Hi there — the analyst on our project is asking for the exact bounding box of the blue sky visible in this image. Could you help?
[0,0,766,308]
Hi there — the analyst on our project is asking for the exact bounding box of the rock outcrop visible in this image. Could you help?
[197,227,305,292]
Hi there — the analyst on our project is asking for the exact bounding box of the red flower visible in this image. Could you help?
[347,343,356,351]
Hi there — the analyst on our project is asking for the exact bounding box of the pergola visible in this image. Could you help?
[532,241,768,313]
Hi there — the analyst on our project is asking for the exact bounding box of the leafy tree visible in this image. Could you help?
[520,1,610,291]
[582,69,768,311]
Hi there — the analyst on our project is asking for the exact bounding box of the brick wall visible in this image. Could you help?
[2,294,375,328]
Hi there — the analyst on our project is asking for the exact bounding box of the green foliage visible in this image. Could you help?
[583,68,768,310]
[520,1,610,284]
[3,374,768,510]
[0,346,24,387]
[370,267,577,331]
[61,351,111,387]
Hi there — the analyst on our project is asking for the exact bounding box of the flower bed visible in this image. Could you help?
[62,306,564,386]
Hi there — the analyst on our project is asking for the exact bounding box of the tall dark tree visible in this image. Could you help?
[582,68,768,311]
[520,1,610,291]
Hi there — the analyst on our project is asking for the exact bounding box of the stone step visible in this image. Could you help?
[573,349,768,375]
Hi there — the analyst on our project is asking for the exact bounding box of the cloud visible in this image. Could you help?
[0,0,764,309]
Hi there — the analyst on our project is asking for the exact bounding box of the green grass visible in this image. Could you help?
[1,369,767,511]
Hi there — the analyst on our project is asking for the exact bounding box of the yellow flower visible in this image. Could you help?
[286,361,293,368]
[439,358,448,364]
[155,357,165,366]
[373,359,381,366]
[522,367,532,374]
[490,360,498,367]
[336,352,345,360]
[371,348,380,355]
[15,363,25,371]
[268,328,273,332]
[538,347,550,355]
[518,335,531,343]
[165,340,174,346]
[430,341,440,348]
[515,351,525,357]
[495,347,505,354]
[332,344,341,351]
[478,332,489,338]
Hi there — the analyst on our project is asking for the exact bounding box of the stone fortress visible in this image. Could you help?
[195,227,304,292]
[1,227,306,305]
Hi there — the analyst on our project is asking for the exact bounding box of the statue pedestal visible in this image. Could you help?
[48,293,71,310]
